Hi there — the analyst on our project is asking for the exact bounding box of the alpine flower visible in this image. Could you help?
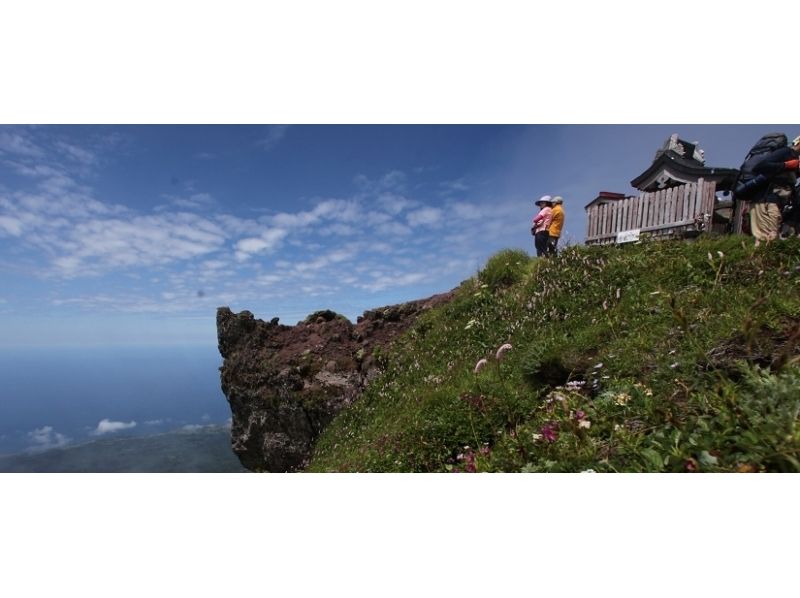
[540,422,559,443]
[473,358,488,374]
[495,343,513,360]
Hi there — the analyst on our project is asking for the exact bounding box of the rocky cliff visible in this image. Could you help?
[216,291,454,472]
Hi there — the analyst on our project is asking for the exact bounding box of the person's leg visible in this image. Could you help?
[536,232,549,257]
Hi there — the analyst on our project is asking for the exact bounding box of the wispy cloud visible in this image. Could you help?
[92,419,137,435]
[354,170,407,193]
[55,140,97,166]
[48,212,228,277]
[0,215,23,236]
[234,228,289,261]
[257,125,290,150]
[1,139,528,324]
[157,192,217,212]
[0,130,44,158]
[27,426,70,452]
[439,177,470,195]
[180,424,207,432]
[407,206,443,227]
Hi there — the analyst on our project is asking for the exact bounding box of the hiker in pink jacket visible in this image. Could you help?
[531,195,553,257]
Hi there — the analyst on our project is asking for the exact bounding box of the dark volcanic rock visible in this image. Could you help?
[216,292,454,472]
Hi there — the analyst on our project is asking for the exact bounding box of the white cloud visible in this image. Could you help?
[292,246,356,274]
[257,125,290,150]
[358,271,428,293]
[215,214,264,237]
[376,192,417,215]
[92,419,137,435]
[55,141,97,166]
[181,424,206,432]
[0,131,44,157]
[48,212,227,276]
[449,201,486,220]
[354,170,407,193]
[234,228,288,261]
[0,215,23,236]
[159,192,216,211]
[376,221,412,237]
[440,178,470,194]
[27,426,70,452]
[144,419,164,426]
[407,206,443,227]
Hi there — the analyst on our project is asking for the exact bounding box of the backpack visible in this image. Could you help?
[733,133,788,200]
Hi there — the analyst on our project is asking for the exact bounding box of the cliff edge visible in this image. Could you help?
[216,291,454,472]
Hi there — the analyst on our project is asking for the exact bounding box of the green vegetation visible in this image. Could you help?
[308,236,800,472]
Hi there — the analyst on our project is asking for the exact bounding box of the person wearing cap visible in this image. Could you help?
[531,195,553,257]
[749,135,800,245]
[546,196,565,256]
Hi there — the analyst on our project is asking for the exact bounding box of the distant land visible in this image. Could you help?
[0,425,247,473]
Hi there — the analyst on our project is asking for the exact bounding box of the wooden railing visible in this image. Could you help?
[585,179,717,245]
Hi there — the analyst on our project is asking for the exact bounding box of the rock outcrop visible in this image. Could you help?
[216,292,454,472]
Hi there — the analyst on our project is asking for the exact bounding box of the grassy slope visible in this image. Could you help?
[309,235,800,472]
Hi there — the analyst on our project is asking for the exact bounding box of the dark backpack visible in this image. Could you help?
[733,133,788,200]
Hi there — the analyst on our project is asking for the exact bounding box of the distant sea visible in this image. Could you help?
[0,345,247,472]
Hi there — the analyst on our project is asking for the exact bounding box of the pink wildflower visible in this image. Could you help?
[541,422,559,443]
[473,358,488,374]
[495,343,513,361]
[575,409,586,421]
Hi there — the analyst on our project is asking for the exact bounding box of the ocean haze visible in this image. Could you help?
[0,344,236,470]
[0,425,247,472]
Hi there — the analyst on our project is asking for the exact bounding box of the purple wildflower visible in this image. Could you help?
[541,422,559,443]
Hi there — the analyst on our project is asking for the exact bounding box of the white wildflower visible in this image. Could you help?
[578,419,592,429]
[473,358,488,374]
[495,343,513,361]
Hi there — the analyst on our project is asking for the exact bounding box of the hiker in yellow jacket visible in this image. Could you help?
[546,196,565,256]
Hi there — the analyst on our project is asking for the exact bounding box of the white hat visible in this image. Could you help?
[552,196,564,205]
[537,195,552,204]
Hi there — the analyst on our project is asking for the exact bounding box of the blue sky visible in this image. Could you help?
[1,124,797,347]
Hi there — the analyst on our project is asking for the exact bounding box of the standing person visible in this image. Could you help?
[546,196,565,256]
[749,135,800,246]
[781,182,800,238]
[531,196,553,257]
